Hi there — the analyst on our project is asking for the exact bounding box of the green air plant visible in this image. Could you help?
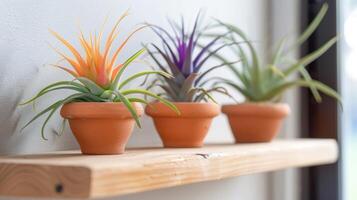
[211,3,340,103]
[145,12,237,102]
[20,12,178,140]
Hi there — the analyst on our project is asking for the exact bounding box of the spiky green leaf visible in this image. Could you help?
[122,89,180,114]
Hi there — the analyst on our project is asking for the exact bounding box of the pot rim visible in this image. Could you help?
[146,101,220,118]
[221,102,290,118]
[150,101,218,106]
[222,102,289,106]
[61,102,144,119]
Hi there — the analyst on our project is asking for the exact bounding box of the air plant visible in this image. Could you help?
[146,13,237,102]
[211,3,341,103]
[21,11,178,140]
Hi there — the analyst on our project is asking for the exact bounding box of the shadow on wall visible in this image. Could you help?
[105,174,271,200]
[0,43,38,154]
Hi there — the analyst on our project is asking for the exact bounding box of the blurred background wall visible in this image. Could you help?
[0,0,300,200]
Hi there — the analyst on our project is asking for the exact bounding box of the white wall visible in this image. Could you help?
[0,0,268,154]
[267,0,301,199]
[0,1,299,200]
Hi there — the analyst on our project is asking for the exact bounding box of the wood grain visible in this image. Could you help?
[0,139,338,199]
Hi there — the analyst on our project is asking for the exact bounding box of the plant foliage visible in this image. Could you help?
[212,3,340,103]
[146,12,236,102]
[21,11,178,140]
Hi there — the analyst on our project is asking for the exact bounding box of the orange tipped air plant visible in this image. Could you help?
[21,11,178,140]
[50,11,146,89]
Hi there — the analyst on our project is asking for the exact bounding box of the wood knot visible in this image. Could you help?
[55,183,64,194]
[196,153,210,159]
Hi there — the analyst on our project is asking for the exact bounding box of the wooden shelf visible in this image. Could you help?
[0,139,337,199]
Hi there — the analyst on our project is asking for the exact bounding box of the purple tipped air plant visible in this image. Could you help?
[146,13,236,102]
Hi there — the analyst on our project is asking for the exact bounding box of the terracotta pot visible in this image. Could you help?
[60,102,143,155]
[145,102,220,148]
[222,103,290,143]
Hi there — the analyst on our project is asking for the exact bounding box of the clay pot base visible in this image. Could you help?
[222,103,290,143]
[146,102,220,148]
[61,102,143,155]
[68,118,134,155]
[152,118,214,148]
[228,116,283,143]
